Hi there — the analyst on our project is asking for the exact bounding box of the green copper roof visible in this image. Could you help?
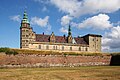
[23,10,28,19]
[21,10,29,23]
[68,25,72,36]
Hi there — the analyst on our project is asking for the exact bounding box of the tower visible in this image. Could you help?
[83,34,102,52]
[20,10,35,49]
[67,25,72,43]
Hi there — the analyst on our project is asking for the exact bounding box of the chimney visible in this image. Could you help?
[63,34,66,38]
[43,32,44,35]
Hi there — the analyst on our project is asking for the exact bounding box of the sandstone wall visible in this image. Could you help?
[0,53,111,68]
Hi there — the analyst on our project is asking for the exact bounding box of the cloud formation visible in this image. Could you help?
[59,27,68,33]
[61,15,72,26]
[31,16,49,27]
[50,0,120,17]
[102,26,120,51]
[31,16,51,33]
[73,14,113,30]
[10,15,21,22]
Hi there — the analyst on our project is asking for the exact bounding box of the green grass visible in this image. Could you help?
[1,47,120,56]
[10,48,111,56]
[0,66,120,80]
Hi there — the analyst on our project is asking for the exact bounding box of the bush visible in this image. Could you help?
[111,53,120,56]
[0,47,10,52]
[5,50,18,55]
[0,47,18,55]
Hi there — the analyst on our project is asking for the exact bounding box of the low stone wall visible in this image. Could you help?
[0,53,111,68]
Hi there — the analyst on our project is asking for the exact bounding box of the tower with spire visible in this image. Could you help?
[67,25,72,43]
[20,10,35,49]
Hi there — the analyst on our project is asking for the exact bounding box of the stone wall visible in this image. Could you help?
[0,53,111,68]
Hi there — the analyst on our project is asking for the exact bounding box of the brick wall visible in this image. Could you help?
[0,53,111,68]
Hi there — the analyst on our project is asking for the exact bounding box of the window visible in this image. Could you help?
[46,45,49,50]
[85,47,88,51]
[39,45,41,49]
[62,46,64,50]
[26,30,28,32]
[56,46,57,50]
[22,40,25,42]
[53,46,55,50]
[22,35,25,37]
[79,47,81,51]
[70,46,72,51]
[26,40,28,42]
[26,35,29,37]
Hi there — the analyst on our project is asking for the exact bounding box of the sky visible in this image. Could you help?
[0,0,120,52]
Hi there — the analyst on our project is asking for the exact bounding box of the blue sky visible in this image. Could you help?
[0,0,120,52]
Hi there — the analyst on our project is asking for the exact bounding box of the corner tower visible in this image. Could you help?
[83,34,102,52]
[20,10,35,49]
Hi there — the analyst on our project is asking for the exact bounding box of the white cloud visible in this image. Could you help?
[42,6,48,12]
[59,27,68,33]
[50,0,81,17]
[31,16,49,27]
[34,0,50,4]
[61,15,73,26]
[10,15,21,22]
[50,0,120,17]
[102,26,120,52]
[81,0,120,15]
[73,14,113,30]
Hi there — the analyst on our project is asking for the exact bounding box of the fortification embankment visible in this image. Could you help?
[0,53,111,68]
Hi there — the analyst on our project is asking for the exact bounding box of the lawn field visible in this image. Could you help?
[0,66,120,80]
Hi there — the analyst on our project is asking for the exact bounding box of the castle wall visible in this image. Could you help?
[0,53,111,68]
[29,43,89,52]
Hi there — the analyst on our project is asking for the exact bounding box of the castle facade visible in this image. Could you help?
[20,11,102,52]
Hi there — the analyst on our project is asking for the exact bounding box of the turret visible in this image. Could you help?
[50,32,55,43]
[67,25,72,43]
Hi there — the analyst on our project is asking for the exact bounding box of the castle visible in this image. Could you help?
[20,11,102,52]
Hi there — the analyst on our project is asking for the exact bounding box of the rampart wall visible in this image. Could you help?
[0,53,111,68]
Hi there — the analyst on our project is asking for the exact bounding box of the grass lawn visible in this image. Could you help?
[0,66,120,80]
